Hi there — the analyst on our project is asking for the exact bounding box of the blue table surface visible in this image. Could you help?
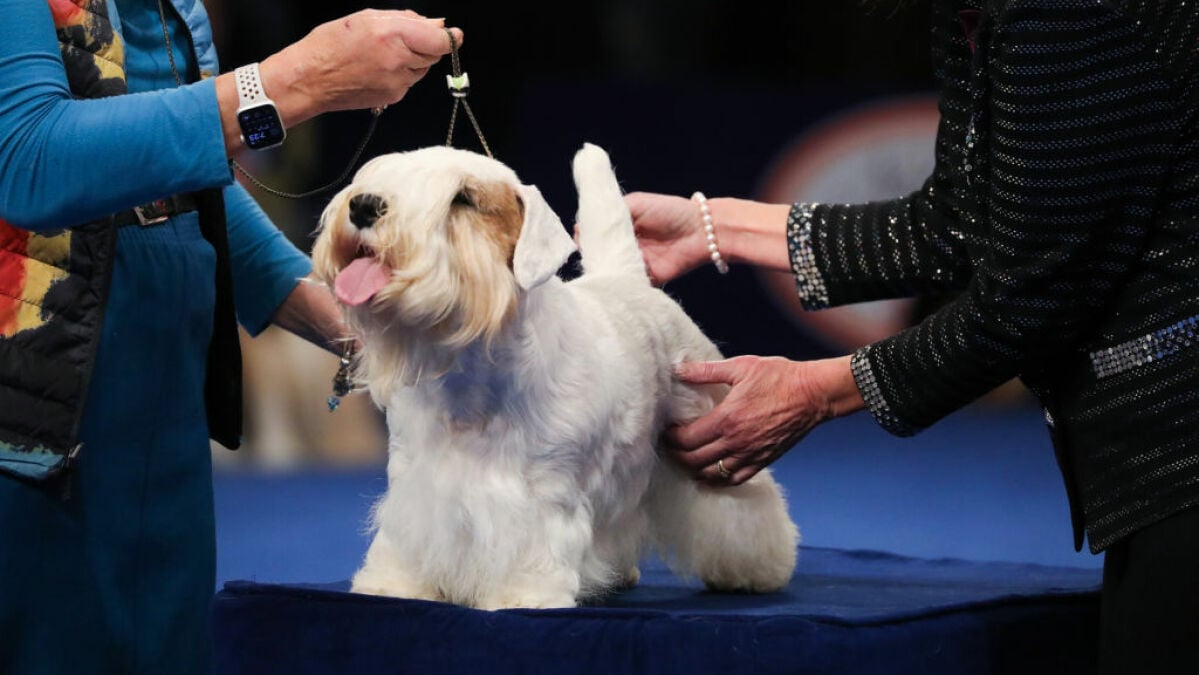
[221,544,1099,626]
[214,403,1104,589]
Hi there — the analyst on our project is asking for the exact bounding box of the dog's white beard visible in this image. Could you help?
[349,217,521,392]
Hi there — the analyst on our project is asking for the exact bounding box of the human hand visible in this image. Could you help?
[624,192,710,285]
[664,355,863,485]
[265,10,463,116]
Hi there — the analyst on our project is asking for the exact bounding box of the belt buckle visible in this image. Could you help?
[134,199,172,227]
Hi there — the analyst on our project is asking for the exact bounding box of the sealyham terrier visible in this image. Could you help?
[311,143,799,610]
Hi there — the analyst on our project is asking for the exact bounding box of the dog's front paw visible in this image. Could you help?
[477,588,577,611]
[350,569,442,602]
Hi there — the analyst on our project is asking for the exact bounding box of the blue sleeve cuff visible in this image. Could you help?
[223,183,312,336]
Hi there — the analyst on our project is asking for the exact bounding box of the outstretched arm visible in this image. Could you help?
[625,193,792,284]
[626,178,970,302]
[0,2,460,231]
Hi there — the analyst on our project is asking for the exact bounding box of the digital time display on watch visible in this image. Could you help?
[237,104,286,150]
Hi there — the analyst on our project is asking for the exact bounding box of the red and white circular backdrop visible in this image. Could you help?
[755,94,939,352]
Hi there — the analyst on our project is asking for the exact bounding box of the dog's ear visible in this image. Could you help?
[513,184,576,291]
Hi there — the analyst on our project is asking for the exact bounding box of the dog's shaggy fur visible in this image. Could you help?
[312,144,799,610]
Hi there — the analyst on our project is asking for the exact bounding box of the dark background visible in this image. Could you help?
[209,0,937,363]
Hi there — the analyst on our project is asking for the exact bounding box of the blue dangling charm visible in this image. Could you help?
[328,342,355,412]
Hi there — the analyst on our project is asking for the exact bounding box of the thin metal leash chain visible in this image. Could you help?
[230,116,378,199]
[444,30,493,158]
[156,0,379,200]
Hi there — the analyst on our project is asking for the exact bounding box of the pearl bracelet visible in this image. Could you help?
[691,191,729,275]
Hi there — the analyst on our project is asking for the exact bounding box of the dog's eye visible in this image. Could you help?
[349,193,387,230]
[451,190,475,208]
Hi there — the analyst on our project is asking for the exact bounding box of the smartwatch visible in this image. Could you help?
[234,63,285,150]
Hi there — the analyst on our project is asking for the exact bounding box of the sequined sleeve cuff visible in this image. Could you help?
[786,203,831,310]
[850,345,918,437]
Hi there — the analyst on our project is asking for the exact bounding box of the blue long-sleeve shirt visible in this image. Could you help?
[0,0,311,333]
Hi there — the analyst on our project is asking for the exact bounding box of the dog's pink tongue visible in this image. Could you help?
[334,258,390,306]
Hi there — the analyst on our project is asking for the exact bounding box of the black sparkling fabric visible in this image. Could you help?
[787,0,1199,552]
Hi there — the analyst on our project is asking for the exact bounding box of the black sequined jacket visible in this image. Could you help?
[787,0,1199,552]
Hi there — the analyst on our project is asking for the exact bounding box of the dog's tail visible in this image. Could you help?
[571,143,651,283]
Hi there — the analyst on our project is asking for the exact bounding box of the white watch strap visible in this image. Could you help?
[234,63,271,107]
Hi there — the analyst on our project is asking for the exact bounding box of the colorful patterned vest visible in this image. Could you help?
[0,0,241,482]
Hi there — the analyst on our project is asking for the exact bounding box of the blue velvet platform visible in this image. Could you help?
[212,407,1103,674]
[212,546,1099,675]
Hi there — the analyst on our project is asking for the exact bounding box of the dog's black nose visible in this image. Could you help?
[348,193,387,229]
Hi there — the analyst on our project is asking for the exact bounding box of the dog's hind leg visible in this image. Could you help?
[645,462,799,593]
[643,327,799,591]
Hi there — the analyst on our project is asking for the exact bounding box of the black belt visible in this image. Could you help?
[112,194,199,227]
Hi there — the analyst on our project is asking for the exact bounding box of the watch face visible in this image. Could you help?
[238,104,286,150]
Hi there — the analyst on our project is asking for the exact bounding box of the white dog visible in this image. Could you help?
[312,143,799,610]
